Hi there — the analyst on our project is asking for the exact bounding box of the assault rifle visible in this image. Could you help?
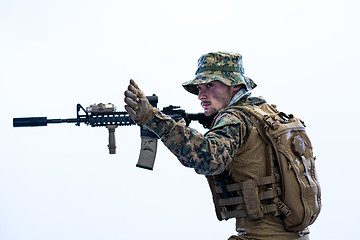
[13,95,213,170]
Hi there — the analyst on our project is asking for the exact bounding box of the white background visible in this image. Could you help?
[1,1,359,239]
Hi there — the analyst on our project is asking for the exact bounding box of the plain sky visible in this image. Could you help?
[1,0,359,239]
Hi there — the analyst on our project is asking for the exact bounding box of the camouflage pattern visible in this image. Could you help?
[144,96,265,175]
[182,52,257,95]
[144,94,311,239]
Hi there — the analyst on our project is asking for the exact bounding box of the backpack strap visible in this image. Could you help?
[229,105,292,216]
[233,106,277,177]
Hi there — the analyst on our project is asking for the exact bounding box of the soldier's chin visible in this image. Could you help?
[204,110,217,117]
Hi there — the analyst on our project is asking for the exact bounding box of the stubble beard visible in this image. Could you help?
[204,88,232,117]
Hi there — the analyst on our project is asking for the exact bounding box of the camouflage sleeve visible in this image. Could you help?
[146,108,249,175]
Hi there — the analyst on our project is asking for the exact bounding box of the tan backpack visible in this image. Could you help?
[234,104,321,231]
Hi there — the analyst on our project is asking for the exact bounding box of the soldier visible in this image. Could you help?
[124,52,313,239]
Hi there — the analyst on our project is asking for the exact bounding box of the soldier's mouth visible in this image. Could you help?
[201,101,211,108]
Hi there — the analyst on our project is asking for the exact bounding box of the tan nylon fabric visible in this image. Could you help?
[207,102,319,238]
[233,105,321,231]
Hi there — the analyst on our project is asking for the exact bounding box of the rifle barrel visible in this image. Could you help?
[13,117,48,127]
[13,117,80,127]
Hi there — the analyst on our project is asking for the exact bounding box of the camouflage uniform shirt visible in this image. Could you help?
[145,91,266,175]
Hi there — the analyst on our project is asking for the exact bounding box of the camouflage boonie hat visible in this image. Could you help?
[182,52,257,95]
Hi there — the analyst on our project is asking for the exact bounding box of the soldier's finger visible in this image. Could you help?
[130,79,140,90]
[125,105,137,120]
[137,90,146,99]
[128,84,138,95]
[124,90,137,100]
[124,96,138,110]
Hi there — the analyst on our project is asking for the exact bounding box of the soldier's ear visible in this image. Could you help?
[232,84,243,94]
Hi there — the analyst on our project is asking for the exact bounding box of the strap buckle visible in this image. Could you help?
[263,115,279,130]
[274,198,292,217]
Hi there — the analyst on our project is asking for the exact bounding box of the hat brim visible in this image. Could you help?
[182,71,256,95]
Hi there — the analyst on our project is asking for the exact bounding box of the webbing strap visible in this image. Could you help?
[218,196,244,206]
[221,209,248,219]
[250,115,271,145]
[214,173,281,194]
[230,106,277,174]
[259,187,282,200]
[220,203,281,219]
[246,113,276,177]
[215,182,243,193]
[264,203,280,214]
[256,174,281,186]
[217,187,282,207]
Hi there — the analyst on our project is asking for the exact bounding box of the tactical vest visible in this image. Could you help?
[207,103,321,232]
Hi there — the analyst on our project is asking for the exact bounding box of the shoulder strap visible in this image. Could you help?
[231,105,276,176]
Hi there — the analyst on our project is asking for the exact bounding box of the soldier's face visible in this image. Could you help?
[197,81,239,116]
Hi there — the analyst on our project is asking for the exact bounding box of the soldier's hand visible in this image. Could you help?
[124,79,154,125]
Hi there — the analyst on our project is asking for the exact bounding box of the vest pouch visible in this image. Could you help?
[242,180,264,220]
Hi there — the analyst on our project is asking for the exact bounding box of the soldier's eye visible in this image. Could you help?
[207,83,213,88]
